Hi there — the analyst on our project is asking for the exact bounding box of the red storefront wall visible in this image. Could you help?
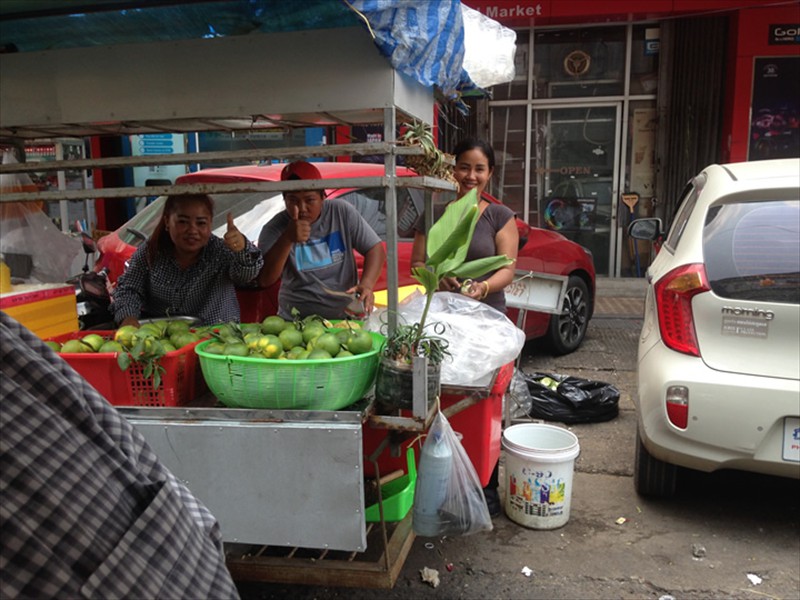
[723,4,799,163]
[464,0,799,163]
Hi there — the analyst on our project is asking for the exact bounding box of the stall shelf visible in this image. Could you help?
[0,20,504,589]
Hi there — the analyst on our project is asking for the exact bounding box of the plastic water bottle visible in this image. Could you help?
[413,431,453,537]
[0,256,11,294]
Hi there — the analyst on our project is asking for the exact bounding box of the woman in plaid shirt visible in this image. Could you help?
[112,194,263,327]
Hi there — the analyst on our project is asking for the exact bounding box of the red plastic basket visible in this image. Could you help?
[48,330,206,407]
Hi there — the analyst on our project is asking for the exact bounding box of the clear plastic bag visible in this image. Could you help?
[412,410,492,537]
[0,150,82,283]
[461,4,517,89]
[365,291,526,387]
[505,367,533,420]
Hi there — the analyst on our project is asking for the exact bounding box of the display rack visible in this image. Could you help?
[0,24,482,588]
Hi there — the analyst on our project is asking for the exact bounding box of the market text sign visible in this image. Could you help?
[465,1,545,24]
[483,2,544,19]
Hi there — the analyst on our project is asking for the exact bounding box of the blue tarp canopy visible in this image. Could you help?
[0,0,476,98]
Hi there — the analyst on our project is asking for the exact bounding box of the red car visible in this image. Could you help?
[97,162,595,353]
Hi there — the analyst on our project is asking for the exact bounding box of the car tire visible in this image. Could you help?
[634,430,678,497]
[547,275,590,355]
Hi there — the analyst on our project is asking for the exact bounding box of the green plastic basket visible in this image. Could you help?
[195,330,385,410]
[364,446,416,523]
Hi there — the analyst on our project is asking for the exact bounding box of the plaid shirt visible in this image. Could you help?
[0,312,240,599]
[112,235,263,326]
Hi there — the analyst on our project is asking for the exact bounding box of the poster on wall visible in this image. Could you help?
[630,108,656,199]
[748,56,800,161]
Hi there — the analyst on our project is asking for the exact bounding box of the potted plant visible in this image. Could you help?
[375,188,513,411]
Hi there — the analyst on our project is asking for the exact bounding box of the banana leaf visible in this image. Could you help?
[411,266,439,294]
[425,189,479,267]
[449,255,513,280]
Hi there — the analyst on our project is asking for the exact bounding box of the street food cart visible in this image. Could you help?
[0,9,515,588]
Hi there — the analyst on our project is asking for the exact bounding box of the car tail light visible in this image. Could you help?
[665,385,689,429]
[654,264,710,356]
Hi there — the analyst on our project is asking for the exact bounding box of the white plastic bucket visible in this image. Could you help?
[501,423,580,529]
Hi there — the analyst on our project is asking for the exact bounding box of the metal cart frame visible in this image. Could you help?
[0,24,505,588]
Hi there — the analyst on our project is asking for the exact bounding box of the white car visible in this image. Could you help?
[629,158,800,497]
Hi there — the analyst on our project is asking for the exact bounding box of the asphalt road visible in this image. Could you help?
[237,284,800,600]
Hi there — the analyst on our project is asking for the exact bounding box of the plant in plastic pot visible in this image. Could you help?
[375,188,512,411]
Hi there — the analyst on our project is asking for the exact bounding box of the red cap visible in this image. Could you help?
[280,161,322,181]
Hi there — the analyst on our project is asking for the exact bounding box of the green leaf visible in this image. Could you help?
[411,266,439,294]
[152,367,162,390]
[117,352,131,372]
[131,339,145,359]
[143,361,153,379]
[426,191,480,267]
[449,255,514,280]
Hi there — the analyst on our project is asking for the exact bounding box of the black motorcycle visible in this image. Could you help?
[67,233,114,330]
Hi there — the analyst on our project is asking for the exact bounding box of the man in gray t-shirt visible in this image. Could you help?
[256,161,386,320]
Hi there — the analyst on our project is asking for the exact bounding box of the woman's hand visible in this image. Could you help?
[347,284,374,316]
[120,316,140,328]
[438,276,461,292]
[223,213,248,252]
[461,279,489,300]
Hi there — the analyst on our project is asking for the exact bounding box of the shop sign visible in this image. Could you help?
[769,24,799,45]
[645,28,660,55]
[464,1,546,25]
[129,134,187,188]
[481,2,544,20]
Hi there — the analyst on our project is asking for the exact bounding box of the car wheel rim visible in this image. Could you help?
[558,285,588,346]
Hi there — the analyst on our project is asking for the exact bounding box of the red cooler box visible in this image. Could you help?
[364,361,514,487]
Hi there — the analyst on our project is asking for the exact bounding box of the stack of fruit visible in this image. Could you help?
[201,315,373,361]
[46,320,203,355]
[195,316,384,411]
[47,320,207,390]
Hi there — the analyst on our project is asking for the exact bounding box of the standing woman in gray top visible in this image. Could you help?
[112,194,263,327]
[411,138,519,312]
[411,138,519,517]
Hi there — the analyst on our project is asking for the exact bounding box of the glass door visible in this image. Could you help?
[533,104,620,276]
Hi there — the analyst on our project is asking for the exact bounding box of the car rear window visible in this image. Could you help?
[338,187,429,240]
[703,199,800,304]
[664,179,702,252]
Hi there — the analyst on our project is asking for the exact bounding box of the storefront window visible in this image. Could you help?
[489,105,527,220]
[487,23,660,277]
[533,27,626,99]
[629,25,660,95]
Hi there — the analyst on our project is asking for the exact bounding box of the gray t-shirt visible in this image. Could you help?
[258,199,382,320]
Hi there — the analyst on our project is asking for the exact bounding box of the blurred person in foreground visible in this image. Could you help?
[112,193,263,327]
[256,160,386,320]
[0,311,240,599]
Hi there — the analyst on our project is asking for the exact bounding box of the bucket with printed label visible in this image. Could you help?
[502,423,580,529]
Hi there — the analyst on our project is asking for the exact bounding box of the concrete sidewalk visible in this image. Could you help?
[594,277,646,317]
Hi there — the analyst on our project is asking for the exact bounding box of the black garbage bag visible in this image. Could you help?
[524,372,620,423]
